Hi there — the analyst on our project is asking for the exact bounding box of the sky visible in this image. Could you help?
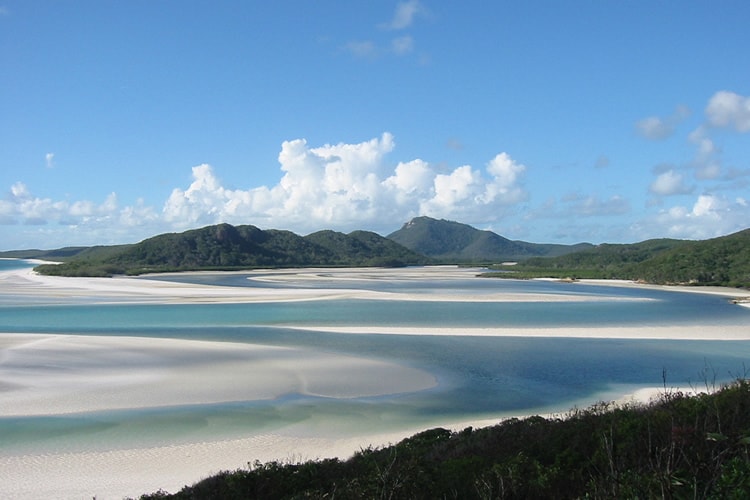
[1,1,749,250]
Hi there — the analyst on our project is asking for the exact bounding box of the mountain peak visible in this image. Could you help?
[388,217,588,262]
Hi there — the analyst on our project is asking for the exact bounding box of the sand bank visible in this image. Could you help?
[6,265,749,305]
[283,324,750,340]
[0,333,436,417]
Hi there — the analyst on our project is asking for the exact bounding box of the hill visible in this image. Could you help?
[489,228,750,288]
[32,223,429,277]
[0,244,133,262]
[387,216,592,263]
[138,379,750,499]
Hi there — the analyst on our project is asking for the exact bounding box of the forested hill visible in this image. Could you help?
[32,223,429,277]
[388,216,592,262]
[490,228,750,288]
[9,221,750,284]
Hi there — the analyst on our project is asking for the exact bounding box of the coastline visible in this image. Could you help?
[0,383,698,500]
[3,264,750,306]
[1,263,749,498]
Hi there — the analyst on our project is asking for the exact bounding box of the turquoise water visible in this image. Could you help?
[2,260,750,455]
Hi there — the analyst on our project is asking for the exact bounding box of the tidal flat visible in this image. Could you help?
[1,262,749,498]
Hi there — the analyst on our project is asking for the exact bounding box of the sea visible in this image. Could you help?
[2,259,750,457]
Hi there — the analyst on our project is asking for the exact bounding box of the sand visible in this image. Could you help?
[0,334,437,417]
[1,264,749,499]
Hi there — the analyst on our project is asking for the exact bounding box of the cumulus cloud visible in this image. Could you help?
[649,169,693,196]
[635,105,690,140]
[45,153,55,169]
[632,193,750,241]
[680,90,750,182]
[163,133,528,232]
[1,182,124,228]
[705,90,750,132]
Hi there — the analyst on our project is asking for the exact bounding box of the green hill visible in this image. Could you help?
[138,379,750,499]
[32,223,429,277]
[387,216,592,263]
[490,228,750,287]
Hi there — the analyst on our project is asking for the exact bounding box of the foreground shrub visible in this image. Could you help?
[138,380,750,499]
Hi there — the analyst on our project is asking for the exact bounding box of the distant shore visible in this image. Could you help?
[3,263,750,306]
[1,264,749,498]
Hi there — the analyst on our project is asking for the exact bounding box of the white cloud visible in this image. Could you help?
[159,133,528,234]
[2,182,124,229]
[383,159,433,195]
[383,0,422,30]
[635,105,690,140]
[633,193,750,240]
[4,127,746,251]
[45,153,55,169]
[679,91,750,183]
[10,182,31,200]
[649,169,693,196]
[705,90,750,132]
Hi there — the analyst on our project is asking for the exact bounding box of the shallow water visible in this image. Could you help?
[1,261,749,456]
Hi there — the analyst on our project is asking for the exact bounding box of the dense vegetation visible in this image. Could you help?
[388,216,592,263]
[139,379,750,499]
[30,223,429,276]
[6,219,749,285]
[487,228,750,288]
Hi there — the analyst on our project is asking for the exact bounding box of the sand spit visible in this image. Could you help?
[283,324,750,340]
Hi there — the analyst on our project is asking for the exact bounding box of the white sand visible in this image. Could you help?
[0,334,436,417]
[1,264,749,499]
[283,323,750,340]
[3,265,723,304]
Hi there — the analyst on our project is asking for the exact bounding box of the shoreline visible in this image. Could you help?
[0,383,704,500]
[2,263,749,498]
[3,264,750,306]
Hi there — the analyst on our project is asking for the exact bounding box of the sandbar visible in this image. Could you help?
[8,264,745,305]
[0,333,436,417]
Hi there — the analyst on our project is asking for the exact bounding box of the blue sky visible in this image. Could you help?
[1,1,749,250]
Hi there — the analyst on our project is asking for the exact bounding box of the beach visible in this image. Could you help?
[1,265,749,499]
